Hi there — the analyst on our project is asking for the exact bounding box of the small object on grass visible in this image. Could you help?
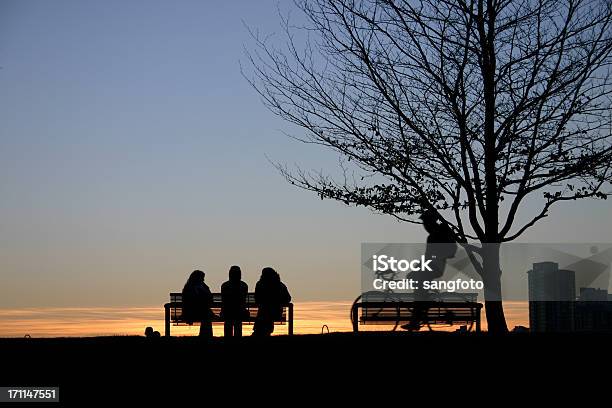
[145,326,161,339]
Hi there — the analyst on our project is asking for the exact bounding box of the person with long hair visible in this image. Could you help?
[181,270,213,337]
[253,267,291,336]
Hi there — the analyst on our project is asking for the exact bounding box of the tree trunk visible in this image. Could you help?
[484,300,507,333]
[481,243,509,333]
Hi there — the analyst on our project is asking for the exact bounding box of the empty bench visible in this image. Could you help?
[164,292,294,336]
[351,292,483,332]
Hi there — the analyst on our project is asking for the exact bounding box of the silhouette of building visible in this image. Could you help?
[528,262,575,333]
[575,288,612,333]
[578,288,607,301]
[527,263,612,333]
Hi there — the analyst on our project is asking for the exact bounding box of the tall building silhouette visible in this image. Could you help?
[528,262,575,332]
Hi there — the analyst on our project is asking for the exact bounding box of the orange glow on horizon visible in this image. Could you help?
[0,301,530,338]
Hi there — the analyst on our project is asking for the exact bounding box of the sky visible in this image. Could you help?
[1,0,611,311]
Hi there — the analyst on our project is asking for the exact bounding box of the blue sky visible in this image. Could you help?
[1,0,611,308]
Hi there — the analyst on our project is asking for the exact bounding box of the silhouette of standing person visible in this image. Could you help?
[221,265,248,338]
[253,267,291,336]
[402,210,457,331]
[182,270,214,338]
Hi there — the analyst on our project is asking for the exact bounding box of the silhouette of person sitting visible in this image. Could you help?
[181,270,214,338]
[221,265,248,338]
[253,267,291,336]
[402,210,456,331]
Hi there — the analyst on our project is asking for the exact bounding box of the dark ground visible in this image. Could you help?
[0,332,610,405]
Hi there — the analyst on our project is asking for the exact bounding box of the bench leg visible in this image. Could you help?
[288,304,294,335]
[164,305,171,337]
[476,308,481,333]
[351,305,359,332]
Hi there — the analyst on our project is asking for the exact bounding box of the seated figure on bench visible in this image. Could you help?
[221,265,249,338]
[182,270,214,338]
[402,210,457,331]
[253,267,291,336]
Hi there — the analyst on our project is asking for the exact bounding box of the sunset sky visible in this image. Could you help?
[0,301,531,337]
[1,0,611,336]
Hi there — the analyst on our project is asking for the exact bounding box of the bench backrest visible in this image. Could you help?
[360,291,479,303]
[357,301,482,324]
[167,292,289,323]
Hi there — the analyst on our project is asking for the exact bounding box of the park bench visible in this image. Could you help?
[164,292,294,336]
[351,291,483,332]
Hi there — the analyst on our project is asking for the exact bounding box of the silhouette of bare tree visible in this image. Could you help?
[244,0,612,332]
